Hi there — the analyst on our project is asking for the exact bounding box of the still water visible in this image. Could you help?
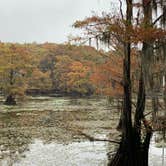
[0,96,165,166]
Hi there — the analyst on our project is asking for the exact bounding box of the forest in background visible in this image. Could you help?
[0,42,125,104]
[0,41,164,105]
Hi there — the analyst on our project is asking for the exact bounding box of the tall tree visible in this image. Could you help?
[73,0,166,165]
[0,43,34,105]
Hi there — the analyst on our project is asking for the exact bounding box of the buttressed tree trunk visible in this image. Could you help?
[109,69,152,166]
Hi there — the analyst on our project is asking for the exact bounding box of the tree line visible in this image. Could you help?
[0,42,126,105]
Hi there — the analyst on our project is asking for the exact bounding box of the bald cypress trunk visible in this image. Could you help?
[108,1,153,165]
[109,0,134,165]
[109,68,152,166]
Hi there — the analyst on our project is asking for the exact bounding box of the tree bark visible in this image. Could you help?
[109,0,134,165]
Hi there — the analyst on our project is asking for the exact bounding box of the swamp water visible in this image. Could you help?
[0,96,165,166]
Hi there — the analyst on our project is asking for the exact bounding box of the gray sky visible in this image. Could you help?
[0,0,116,43]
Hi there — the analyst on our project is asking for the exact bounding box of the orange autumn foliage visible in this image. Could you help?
[90,50,139,97]
[66,61,91,94]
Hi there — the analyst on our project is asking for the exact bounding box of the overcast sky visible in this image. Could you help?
[0,0,117,43]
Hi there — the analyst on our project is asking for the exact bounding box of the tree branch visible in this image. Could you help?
[119,0,124,20]
[80,131,120,144]
[152,14,163,26]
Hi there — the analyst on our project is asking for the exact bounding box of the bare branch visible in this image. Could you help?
[80,131,120,144]
[152,14,164,26]
[144,111,153,117]
[119,0,124,20]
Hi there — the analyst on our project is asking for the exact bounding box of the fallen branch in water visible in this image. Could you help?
[66,126,120,144]
[80,131,120,144]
